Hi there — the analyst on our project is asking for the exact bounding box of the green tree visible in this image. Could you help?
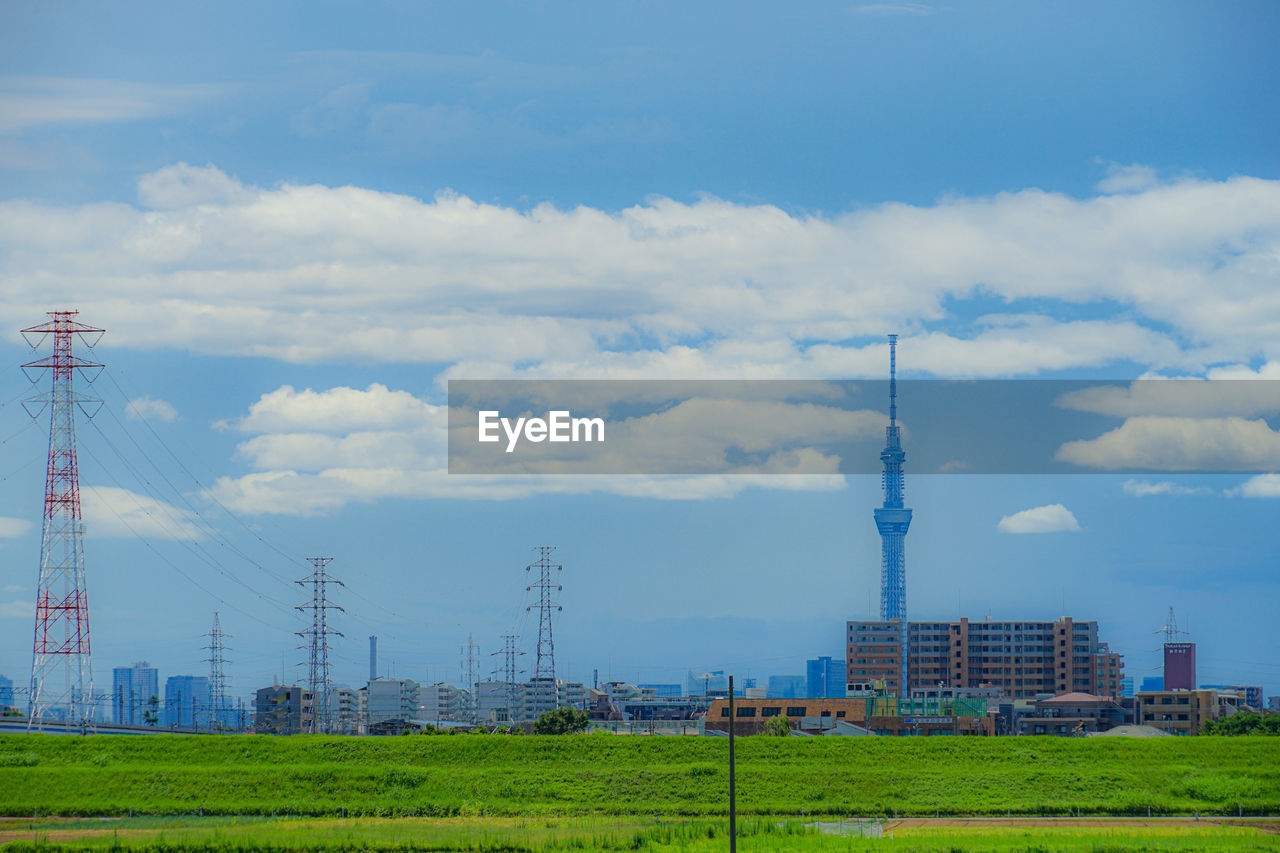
[763,714,792,736]
[533,706,589,734]
[143,696,160,727]
[1203,712,1280,736]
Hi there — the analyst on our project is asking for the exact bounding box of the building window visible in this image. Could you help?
[787,707,806,717]
[721,708,729,717]
[762,707,781,717]
[737,707,756,717]
[836,711,846,718]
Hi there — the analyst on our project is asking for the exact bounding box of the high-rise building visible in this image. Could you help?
[0,673,12,709]
[1141,676,1164,692]
[163,675,211,730]
[1163,642,1196,690]
[766,675,806,699]
[846,617,1124,699]
[112,662,159,726]
[806,657,844,698]
[637,683,682,698]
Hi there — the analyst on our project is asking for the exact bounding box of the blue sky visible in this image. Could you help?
[0,1,1278,704]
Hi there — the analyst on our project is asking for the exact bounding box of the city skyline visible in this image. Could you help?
[0,1,1278,705]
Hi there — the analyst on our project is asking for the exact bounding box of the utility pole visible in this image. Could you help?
[460,633,479,723]
[296,557,344,734]
[526,546,562,719]
[490,634,525,725]
[205,612,231,732]
[22,311,104,730]
[728,673,736,853]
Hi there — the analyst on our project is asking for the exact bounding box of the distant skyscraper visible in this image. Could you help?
[766,675,806,699]
[0,673,12,708]
[163,676,211,730]
[806,657,843,698]
[637,683,682,698]
[1141,676,1164,693]
[112,661,158,726]
[873,335,911,691]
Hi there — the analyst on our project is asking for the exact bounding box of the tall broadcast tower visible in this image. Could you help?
[22,311,104,729]
[873,334,911,693]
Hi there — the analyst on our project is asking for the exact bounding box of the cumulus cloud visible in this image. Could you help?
[80,486,204,540]
[1057,416,1280,471]
[125,396,178,422]
[1122,479,1215,497]
[3,584,25,593]
[1233,474,1280,498]
[1055,380,1280,418]
[205,383,856,515]
[0,517,33,539]
[997,504,1080,534]
[2,164,1279,379]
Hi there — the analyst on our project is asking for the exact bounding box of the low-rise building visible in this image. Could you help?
[1137,689,1243,735]
[254,685,312,735]
[1016,691,1130,736]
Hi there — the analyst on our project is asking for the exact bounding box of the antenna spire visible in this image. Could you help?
[888,333,898,427]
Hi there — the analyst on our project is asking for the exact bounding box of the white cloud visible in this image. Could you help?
[997,504,1081,534]
[1233,474,1280,498]
[80,486,204,540]
[1095,162,1160,194]
[0,76,227,134]
[0,599,33,619]
[125,396,178,422]
[2,165,1280,379]
[1055,381,1280,418]
[1122,479,1215,497]
[224,383,440,434]
[852,3,937,15]
[3,584,25,593]
[1057,417,1280,471]
[0,517,33,539]
[205,383,859,515]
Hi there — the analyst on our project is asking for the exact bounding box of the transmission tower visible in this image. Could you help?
[22,311,104,730]
[490,634,525,723]
[205,612,232,731]
[296,557,344,734]
[525,546,562,719]
[1156,606,1190,642]
[460,632,480,723]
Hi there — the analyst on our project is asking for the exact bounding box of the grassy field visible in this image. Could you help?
[0,815,1278,852]
[1,733,1278,819]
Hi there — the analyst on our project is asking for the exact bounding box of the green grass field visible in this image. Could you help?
[1,733,1278,819]
[1,815,1278,852]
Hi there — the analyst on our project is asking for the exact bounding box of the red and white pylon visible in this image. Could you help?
[22,310,103,729]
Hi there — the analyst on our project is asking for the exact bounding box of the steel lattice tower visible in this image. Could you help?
[204,612,231,731]
[460,632,479,723]
[525,546,562,718]
[490,634,525,722]
[296,557,344,734]
[872,335,912,694]
[22,311,104,729]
